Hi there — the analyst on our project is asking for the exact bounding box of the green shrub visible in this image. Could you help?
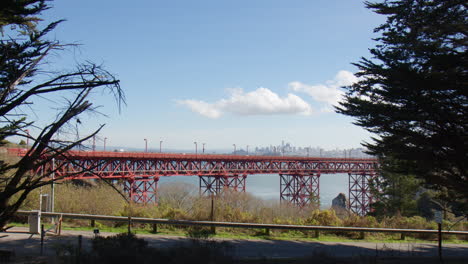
[161,207,189,220]
[55,183,126,215]
[306,209,342,226]
[343,215,379,228]
[389,216,438,240]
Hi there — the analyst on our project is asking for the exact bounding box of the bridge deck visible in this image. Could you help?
[7,148,378,214]
[8,148,377,179]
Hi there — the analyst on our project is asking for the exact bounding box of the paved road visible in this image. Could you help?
[1,227,467,260]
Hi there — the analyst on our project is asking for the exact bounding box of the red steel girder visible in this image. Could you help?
[280,173,320,208]
[124,177,159,204]
[348,173,375,216]
[30,152,378,180]
[199,174,246,196]
[8,148,378,207]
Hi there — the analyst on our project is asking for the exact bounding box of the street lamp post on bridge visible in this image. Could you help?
[202,143,205,154]
[160,140,163,153]
[144,139,148,152]
[233,144,236,154]
[194,142,198,154]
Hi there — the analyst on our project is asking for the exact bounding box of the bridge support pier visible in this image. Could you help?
[348,173,375,216]
[280,173,320,208]
[199,175,246,196]
[124,177,159,204]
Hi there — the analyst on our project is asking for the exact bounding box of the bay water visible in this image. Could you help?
[158,173,349,208]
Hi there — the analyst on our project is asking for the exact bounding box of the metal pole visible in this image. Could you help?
[160,140,163,153]
[246,145,249,155]
[194,142,197,154]
[92,135,96,151]
[233,144,236,154]
[438,223,443,262]
[104,137,107,151]
[348,173,351,211]
[51,158,55,213]
[202,143,205,154]
[210,194,216,234]
[39,166,44,211]
[144,139,148,152]
[40,224,44,255]
[77,235,82,262]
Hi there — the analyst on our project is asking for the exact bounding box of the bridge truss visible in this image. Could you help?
[280,173,320,208]
[9,149,379,215]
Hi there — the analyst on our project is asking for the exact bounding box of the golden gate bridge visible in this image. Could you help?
[8,148,379,216]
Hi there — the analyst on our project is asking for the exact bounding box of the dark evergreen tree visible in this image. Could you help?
[0,0,124,229]
[336,1,467,208]
[0,0,47,33]
[371,157,421,217]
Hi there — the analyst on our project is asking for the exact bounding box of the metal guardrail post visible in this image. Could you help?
[359,231,366,239]
[57,214,63,236]
[127,216,132,234]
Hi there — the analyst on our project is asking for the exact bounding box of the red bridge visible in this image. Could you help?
[9,149,379,215]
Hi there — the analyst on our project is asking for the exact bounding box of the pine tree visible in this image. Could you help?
[337,0,467,206]
[370,157,421,217]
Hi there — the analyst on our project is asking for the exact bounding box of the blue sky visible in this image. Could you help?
[35,0,384,152]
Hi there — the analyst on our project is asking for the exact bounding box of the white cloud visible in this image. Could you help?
[177,87,313,119]
[289,70,358,107]
[177,70,358,118]
[176,100,222,119]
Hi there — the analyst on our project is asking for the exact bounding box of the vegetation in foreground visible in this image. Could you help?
[336,0,467,213]
[0,0,124,231]
[12,182,468,243]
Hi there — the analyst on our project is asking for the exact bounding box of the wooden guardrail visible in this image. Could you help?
[16,210,468,237]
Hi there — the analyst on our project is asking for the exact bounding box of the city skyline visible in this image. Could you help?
[85,138,372,158]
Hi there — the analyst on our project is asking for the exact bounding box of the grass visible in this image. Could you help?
[11,220,467,244]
